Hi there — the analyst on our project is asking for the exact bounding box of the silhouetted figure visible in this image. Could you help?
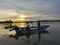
[37,21,40,30]
[26,25,30,30]
[26,22,31,32]
[26,22,31,39]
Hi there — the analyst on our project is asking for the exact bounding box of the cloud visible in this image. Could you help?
[0,0,60,20]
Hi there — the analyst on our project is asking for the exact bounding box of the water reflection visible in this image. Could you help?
[15,23,26,27]
[8,27,49,40]
[0,23,51,45]
[0,22,60,45]
[8,28,49,45]
[5,23,26,28]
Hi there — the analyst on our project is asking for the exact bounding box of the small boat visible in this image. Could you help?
[19,25,50,31]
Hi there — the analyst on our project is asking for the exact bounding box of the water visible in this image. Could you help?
[0,22,60,45]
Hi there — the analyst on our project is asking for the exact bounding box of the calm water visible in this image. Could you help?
[0,22,60,45]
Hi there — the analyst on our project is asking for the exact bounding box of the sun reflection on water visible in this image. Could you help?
[11,15,29,27]
[15,23,26,27]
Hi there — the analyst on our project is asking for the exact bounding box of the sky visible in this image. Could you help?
[0,0,60,21]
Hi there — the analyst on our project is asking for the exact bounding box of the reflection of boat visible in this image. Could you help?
[9,29,49,40]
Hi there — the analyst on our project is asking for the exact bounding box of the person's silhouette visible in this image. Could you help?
[37,21,41,30]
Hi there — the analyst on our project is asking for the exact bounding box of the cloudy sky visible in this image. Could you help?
[0,0,60,20]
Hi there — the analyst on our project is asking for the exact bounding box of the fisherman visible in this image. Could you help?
[26,22,31,38]
[26,22,30,30]
[37,21,41,30]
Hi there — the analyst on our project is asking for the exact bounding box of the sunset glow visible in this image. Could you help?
[19,15,25,20]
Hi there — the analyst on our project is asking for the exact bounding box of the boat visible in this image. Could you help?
[19,25,50,31]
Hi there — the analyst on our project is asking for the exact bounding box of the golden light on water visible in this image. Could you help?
[13,15,27,27]
[11,15,28,27]
[16,23,26,27]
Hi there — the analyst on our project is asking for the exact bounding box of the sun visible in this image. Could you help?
[19,15,25,21]
[20,16,24,20]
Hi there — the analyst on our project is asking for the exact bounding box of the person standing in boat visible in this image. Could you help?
[37,21,41,30]
[26,22,31,38]
[26,22,30,30]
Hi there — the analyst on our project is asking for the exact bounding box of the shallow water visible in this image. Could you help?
[0,22,60,45]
